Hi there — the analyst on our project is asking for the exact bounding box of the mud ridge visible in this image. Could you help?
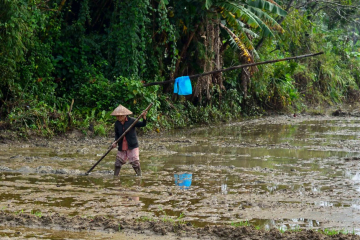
[0,212,359,240]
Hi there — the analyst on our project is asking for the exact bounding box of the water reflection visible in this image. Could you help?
[279,218,320,231]
[345,171,360,193]
[346,171,360,181]
[221,183,228,194]
[313,200,360,209]
[314,201,334,207]
[251,218,320,231]
[221,177,228,194]
[352,201,360,210]
[311,186,320,192]
[174,173,192,190]
[266,184,278,193]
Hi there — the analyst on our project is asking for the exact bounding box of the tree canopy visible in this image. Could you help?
[0,0,359,135]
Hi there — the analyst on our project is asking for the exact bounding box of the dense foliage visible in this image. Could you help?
[0,0,359,136]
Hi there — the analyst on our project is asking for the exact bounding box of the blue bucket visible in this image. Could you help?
[174,173,192,190]
[174,76,192,95]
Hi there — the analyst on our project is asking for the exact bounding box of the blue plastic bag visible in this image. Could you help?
[174,173,192,190]
[174,76,192,95]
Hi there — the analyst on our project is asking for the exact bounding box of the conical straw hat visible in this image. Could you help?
[110,105,133,116]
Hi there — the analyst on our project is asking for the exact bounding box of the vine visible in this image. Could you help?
[109,0,151,78]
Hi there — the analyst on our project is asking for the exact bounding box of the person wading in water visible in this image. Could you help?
[111,105,147,176]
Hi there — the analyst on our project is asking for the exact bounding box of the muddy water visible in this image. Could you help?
[1,115,360,238]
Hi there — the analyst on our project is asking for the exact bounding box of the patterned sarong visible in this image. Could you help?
[115,148,140,168]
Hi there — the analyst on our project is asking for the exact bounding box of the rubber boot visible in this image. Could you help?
[133,166,142,176]
[114,167,121,176]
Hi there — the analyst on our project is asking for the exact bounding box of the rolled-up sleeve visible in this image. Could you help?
[135,119,147,127]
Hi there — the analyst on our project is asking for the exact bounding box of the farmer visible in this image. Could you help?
[111,104,147,176]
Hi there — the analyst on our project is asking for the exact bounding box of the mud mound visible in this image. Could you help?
[198,225,360,240]
[332,109,348,117]
[0,212,359,240]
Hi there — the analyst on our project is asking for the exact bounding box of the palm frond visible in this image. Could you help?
[217,1,259,28]
[217,1,281,37]
[243,8,276,37]
[221,11,256,51]
[236,19,259,38]
[251,48,260,59]
[205,0,213,9]
[246,5,284,33]
[264,0,282,8]
[245,0,287,16]
[240,6,276,37]
[220,23,253,63]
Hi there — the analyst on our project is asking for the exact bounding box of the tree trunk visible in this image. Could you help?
[192,17,223,104]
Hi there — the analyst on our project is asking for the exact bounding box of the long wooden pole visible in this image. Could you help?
[85,103,153,175]
[143,52,324,87]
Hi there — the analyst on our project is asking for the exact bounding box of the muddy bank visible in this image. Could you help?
[0,212,359,240]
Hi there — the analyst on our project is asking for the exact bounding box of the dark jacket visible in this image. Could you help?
[115,117,147,151]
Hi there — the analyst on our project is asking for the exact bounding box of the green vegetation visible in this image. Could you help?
[31,210,42,218]
[13,209,42,217]
[14,209,24,215]
[0,0,359,137]
[321,228,355,236]
[79,214,96,222]
[230,221,356,237]
[136,215,156,222]
[136,210,186,226]
[157,207,186,225]
[231,220,250,227]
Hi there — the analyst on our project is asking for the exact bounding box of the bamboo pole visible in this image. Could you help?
[143,52,324,87]
[84,103,153,175]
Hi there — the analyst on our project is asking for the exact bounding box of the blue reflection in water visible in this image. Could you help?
[174,173,192,190]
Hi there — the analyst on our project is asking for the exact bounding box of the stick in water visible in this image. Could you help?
[85,103,154,175]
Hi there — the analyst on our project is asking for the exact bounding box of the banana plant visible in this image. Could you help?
[206,0,287,62]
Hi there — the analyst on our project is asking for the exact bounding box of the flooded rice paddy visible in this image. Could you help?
[1,114,360,239]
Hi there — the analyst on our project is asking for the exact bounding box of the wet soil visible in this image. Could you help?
[1,106,360,239]
[0,211,359,240]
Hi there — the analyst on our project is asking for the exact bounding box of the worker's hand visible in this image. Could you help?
[112,143,117,149]
[142,110,148,120]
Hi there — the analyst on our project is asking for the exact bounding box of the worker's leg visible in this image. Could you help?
[114,150,128,176]
[128,148,141,176]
